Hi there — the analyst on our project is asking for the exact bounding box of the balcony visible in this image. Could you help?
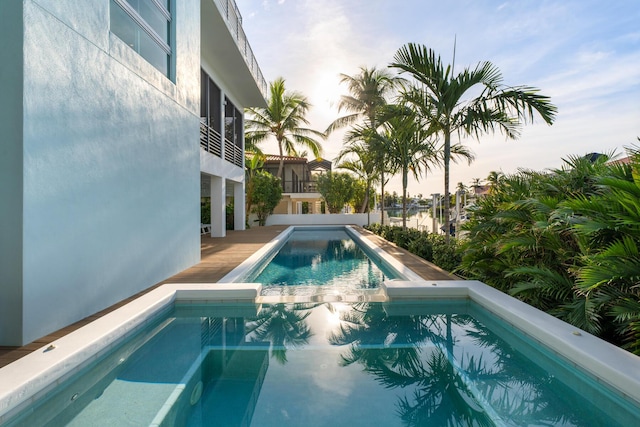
[281,180,320,194]
[201,119,243,168]
[212,0,268,100]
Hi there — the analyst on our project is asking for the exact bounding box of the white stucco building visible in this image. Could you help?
[0,0,266,346]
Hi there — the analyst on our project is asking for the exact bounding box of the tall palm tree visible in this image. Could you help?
[245,77,325,181]
[327,67,404,223]
[391,43,557,242]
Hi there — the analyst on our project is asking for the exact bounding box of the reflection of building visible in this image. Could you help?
[198,316,270,426]
[18,308,270,426]
[0,1,266,345]
[261,155,332,215]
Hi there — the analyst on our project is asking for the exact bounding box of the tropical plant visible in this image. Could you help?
[336,139,378,217]
[327,67,405,224]
[316,172,356,213]
[376,105,437,228]
[245,77,325,181]
[458,149,640,354]
[390,43,557,242]
[245,152,265,219]
[348,178,373,214]
[249,170,283,226]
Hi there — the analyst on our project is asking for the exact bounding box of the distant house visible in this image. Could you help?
[258,155,331,215]
[472,184,492,197]
[0,0,266,346]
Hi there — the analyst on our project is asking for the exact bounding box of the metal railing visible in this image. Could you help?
[200,119,222,157]
[281,180,320,194]
[213,0,268,99]
[224,138,244,168]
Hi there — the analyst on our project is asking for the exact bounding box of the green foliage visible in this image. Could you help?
[316,172,356,213]
[250,171,283,226]
[391,42,557,243]
[348,179,368,213]
[225,203,234,230]
[364,224,459,271]
[458,148,640,355]
[200,198,211,225]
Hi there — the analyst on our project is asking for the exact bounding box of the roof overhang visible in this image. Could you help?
[200,0,267,108]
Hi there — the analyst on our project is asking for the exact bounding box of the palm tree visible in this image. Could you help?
[377,106,437,228]
[470,177,483,198]
[391,43,557,242]
[486,170,504,194]
[336,138,378,220]
[327,67,404,223]
[326,66,405,132]
[245,77,325,182]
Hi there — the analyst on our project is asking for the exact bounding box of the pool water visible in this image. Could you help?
[249,228,402,296]
[6,301,639,426]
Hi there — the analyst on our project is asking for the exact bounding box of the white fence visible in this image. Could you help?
[257,213,382,227]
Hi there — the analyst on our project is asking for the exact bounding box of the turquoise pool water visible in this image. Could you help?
[248,228,402,296]
[5,301,639,426]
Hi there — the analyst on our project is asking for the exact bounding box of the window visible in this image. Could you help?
[110,0,172,78]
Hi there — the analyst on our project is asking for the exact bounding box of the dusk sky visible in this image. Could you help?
[235,0,640,197]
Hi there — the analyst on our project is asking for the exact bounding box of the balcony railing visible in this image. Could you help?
[201,120,243,168]
[224,137,244,168]
[281,180,320,194]
[213,0,268,99]
[200,119,222,157]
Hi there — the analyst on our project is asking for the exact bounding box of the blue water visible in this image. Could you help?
[7,301,639,426]
[249,228,402,296]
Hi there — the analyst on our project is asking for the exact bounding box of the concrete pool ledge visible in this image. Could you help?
[382,279,640,405]
[0,283,262,423]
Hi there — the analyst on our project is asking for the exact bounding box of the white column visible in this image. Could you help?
[210,175,226,237]
[287,199,292,214]
[233,181,245,231]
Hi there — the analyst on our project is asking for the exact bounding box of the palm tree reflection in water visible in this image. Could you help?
[327,303,603,427]
[245,303,317,364]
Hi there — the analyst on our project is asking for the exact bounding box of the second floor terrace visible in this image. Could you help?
[257,155,332,193]
[203,0,268,103]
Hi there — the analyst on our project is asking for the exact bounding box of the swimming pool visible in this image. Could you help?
[218,226,422,297]
[4,300,639,426]
[245,227,403,296]
[1,227,640,425]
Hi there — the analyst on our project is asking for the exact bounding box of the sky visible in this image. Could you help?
[234,0,640,198]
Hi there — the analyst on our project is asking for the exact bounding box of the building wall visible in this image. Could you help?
[0,0,203,345]
[0,1,26,345]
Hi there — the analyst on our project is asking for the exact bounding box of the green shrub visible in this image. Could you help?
[431,235,461,272]
[407,235,433,261]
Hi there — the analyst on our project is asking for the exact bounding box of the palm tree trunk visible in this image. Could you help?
[380,171,386,226]
[402,168,408,229]
[363,181,371,225]
[277,141,285,190]
[443,131,451,243]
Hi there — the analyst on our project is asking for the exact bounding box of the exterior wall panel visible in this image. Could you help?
[18,0,201,344]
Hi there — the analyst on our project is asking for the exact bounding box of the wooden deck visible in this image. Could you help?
[0,225,455,368]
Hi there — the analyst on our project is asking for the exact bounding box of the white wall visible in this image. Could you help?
[0,0,203,345]
[262,213,382,227]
